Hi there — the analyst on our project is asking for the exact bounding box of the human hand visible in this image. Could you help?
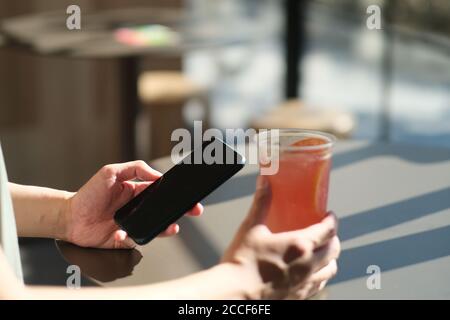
[222,176,340,299]
[63,161,203,249]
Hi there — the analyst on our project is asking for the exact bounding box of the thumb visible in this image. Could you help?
[244,175,271,228]
[113,230,137,249]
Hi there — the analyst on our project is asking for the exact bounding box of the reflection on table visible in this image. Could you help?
[57,241,142,284]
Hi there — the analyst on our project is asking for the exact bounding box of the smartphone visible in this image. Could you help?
[114,137,245,245]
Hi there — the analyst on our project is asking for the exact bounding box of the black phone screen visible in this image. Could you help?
[114,138,245,245]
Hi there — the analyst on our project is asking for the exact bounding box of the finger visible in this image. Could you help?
[292,277,329,300]
[113,230,137,249]
[309,236,340,272]
[115,181,137,207]
[290,282,315,300]
[158,223,180,237]
[105,161,162,182]
[122,180,157,197]
[287,236,339,285]
[308,282,323,299]
[243,175,271,229]
[186,203,203,217]
[283,213,337,250]
[297,280,328,300]
[309,259,338,283]
[318,280,327,292]
[131,181,152,196]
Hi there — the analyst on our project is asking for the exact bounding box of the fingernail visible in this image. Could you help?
[116,230,127,241]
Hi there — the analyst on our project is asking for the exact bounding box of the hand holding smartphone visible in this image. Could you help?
[114,138,245,245]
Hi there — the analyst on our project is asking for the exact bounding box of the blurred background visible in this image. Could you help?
[1,0,449,191]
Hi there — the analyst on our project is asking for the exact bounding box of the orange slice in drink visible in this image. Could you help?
[290,137,329,158]
[290,137,327,147]
[314,160,330,217]
[291,137,330,219]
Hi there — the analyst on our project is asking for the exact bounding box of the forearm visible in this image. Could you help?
[9,183,74,240]
[139,263,256,299]
[23,263,255,300]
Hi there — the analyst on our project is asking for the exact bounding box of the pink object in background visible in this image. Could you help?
[114,25,179,47]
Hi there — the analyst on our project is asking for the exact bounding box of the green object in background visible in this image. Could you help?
[114,24,179,47]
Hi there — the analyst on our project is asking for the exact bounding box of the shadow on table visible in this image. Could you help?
[177,216,222,268]
[333,143,450,170]
[56,241,143,283]
[339,186,450,241]
[330,224,450,284]
[203,173,257,206]
[330,185,450,284]
[19,238,96,286]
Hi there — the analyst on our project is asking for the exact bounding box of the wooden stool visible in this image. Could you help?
[138,71,210,159]
[250,100,356,139]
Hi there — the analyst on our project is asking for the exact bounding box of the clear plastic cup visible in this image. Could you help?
[257,129,336,232]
